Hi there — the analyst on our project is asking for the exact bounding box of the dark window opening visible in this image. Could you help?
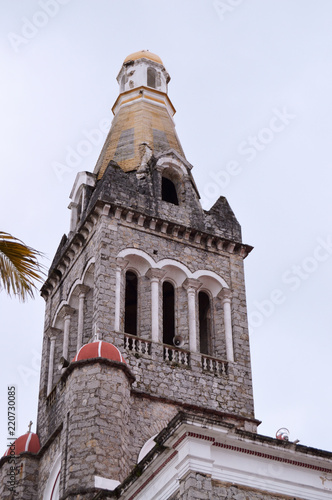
[199,291,211,355]
[147,67,156,89]
[163,281,175,345]
[162,177,179,205]
[125,271,138,335]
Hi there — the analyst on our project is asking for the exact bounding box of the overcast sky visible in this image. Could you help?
[1,0,332,455]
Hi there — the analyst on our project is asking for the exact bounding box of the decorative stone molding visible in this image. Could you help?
[218,288,234,362]
[183,278,202,353]
[41,199,252,301]
[146,268,166,343]
[57,304,75,319]
[114,258,129,332]
[76,285,90,351]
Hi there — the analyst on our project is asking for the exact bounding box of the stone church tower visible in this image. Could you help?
[1,50,332,500]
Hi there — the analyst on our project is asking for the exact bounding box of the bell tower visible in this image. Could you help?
[2,50,332,500]
[1,51,258,499]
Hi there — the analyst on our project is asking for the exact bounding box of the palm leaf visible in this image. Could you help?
[0,231,45,301]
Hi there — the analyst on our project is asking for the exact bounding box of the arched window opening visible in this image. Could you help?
[163,281,175,345]
[162,177,179,205]
[147,67,156,89]
[199,291,211,355]
[50,470,60,500]
[125,271,138,335]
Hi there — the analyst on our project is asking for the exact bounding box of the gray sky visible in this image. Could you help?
[1,0,332,455]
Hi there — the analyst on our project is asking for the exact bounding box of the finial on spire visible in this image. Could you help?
[28,421,33,433]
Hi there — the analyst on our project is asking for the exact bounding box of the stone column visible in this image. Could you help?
[219,288,234,362]
[114,258,128,332]
[76,285,90,351]
[46,328,60,395]
[60,305,75,362]
[68,201,79,233]
[146,269,166,343]
[183,278,202,352]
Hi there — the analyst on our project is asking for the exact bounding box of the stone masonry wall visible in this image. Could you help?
[0,455,39,500]
[35,150,256,497]
[170,472,303,500]
[63,362,132,488]
[38,207,255,448]
[37,432,61,499]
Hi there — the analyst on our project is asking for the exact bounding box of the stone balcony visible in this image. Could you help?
[123,333,229,376]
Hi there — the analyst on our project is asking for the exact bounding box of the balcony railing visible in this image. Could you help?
[163,345,190,367]
[124,334,152,355]
[201,354,228,376]
[123,334,228,375]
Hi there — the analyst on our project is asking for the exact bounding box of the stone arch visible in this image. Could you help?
[67,279,81,309]
[43,453,61,500]
[137,433,158,463]
[52,300,69,329]
[157,157,187,205]
[192,270,229,295]
[156,156,188,176]
[117,248,156,275]
[158,264,188,288]
[81,258,95,286]
[156,258,190,284]
[116,249,156,334]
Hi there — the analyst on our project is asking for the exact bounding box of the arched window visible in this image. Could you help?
[162,177,179,205]
[147,67,156,88]
[199,291,211,354]
[44,453,61,500]
[163,281,175,345]
[125,271,138,335]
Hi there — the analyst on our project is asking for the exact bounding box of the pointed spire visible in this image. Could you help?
[94,51,185,178]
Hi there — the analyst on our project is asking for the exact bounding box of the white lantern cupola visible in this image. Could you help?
[116,50,170,94]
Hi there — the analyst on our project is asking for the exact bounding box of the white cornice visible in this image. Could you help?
[120,422,332,500]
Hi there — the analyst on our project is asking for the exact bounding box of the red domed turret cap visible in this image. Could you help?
[72,341,126,364]
[3,432,40,456]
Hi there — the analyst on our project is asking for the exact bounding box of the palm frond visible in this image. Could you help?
[0,231,45,301]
